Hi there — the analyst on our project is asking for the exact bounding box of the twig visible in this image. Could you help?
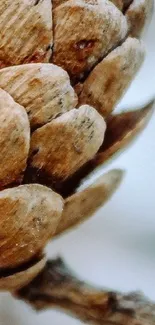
[16,258,155,324]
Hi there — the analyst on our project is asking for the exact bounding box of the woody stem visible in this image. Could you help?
[16,257,155,325]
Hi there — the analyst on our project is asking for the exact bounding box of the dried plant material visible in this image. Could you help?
[123,0,133,11]
[0,255,46,292]
[53,99,154,198]
[0,0,53,68]
[0,64,77,129]
[30,105,106,183]
[52,0,128,81]
[78,37,145,116]
[95,100,154,166]
[110,0,123,10]
[0,184,63,269]
[126,0,154,37]
[53,0,126,12]
[17,257,155,325]
[55,169,124,236]
[52,0,67,9]
[0,1,152,322]
[0,88,30,189]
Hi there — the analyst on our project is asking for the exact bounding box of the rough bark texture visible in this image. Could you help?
[17,257,155,325]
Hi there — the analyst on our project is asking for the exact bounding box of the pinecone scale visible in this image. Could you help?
[0,0,154,292]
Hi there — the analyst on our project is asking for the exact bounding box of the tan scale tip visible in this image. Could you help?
[55,169,125,236]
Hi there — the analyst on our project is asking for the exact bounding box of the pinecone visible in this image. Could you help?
[0,0,154,310]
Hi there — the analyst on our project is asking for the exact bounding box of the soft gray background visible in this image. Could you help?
[0,7,155,325]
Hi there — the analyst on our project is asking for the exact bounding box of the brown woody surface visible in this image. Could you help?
[55,169,124,236]
[17,257,155,325]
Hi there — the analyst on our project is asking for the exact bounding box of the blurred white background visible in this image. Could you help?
[0,5,155,325]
